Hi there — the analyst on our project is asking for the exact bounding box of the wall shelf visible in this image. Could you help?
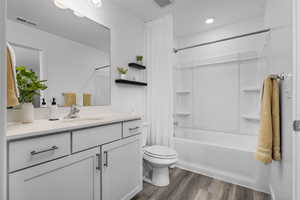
[115,79,147,86]
[176,91,191,95]
[128,63,146,70]
[242,87,260,93]
[242,115,260,121]
[175,112,191,117]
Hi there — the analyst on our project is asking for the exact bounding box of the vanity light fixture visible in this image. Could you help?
[205,18,215,24]
[54,0,68,9]
[91,0,103,7]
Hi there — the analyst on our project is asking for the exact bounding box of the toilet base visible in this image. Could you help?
[152,167,170,187]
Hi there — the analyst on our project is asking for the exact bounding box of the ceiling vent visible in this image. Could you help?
[153,0,174,7]
[16,17,37,26]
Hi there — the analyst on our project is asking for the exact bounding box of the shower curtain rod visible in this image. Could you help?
[173,28,271,53]
[95,65,110,71]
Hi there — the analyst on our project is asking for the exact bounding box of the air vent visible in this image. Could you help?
[153,0,174,7]
[16,17,37,26]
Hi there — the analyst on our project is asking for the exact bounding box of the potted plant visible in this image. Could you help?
[16,66,47,123]
[136,56,143,65]
[117,67,128,80]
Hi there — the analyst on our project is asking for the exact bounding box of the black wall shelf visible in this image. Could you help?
[115,79,147,86]
[128,63,146,70]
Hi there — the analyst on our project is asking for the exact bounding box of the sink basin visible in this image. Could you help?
[62,117,104,123]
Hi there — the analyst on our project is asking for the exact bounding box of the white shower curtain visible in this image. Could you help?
[146,15,174,147]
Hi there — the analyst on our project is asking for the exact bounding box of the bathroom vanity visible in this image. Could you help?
[6,113,143,200]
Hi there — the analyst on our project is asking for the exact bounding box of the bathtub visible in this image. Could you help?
[173,128,270,193]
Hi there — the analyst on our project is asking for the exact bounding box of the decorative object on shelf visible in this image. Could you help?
[117,67,128,80]
[63,93,76,107]
[136,55,143,65]
[83,93,92,106]
[115,79,147,86]
[16,66,47,123]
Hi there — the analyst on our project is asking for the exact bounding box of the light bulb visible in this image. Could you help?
[73,11,85,18]
[91,0,102,7]
[54,0,67,9]
[205,18,215,24]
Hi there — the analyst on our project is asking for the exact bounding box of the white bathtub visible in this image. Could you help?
[173,128,270,193]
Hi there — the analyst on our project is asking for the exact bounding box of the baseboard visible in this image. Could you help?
[175,161,270,194]
[269,184,276,200]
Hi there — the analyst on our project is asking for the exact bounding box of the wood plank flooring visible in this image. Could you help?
[132,168,271,200]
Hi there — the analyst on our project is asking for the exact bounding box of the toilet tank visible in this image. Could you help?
[142,122,150,147]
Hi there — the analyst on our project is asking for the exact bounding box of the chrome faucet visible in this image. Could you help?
[65,104,80,119]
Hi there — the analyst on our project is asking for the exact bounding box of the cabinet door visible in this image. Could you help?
[102,135,142,200]
[9,147,101,200]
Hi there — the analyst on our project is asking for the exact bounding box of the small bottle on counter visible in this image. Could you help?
[49,98,59,121]
[41,98,47,108]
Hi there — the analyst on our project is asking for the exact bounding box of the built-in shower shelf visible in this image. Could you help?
[242,115,260,121]
[175,112,191,116]
[242,87,260,93]
[176,91,191,95]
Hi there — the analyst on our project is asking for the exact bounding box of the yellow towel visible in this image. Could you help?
[63,93,76,107]
[6,47,19,107]
[255,77,281,164]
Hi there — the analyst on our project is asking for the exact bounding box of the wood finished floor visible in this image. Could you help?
[132,168,271,200]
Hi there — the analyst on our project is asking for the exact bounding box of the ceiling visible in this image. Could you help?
[8,0,110,52]
[111,0,267,37]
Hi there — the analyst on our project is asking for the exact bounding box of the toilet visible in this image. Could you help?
[142,123,178,187]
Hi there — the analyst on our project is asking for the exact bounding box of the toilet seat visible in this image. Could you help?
[144,145,177,159]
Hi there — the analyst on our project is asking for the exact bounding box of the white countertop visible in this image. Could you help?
[7,112,141,141]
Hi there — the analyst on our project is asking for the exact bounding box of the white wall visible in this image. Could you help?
[0,0,6,199]
[63,0,146,116]
[264,0,294,199]
[7,20,109,106]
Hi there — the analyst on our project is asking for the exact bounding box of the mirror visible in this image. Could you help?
[7,0,111,107]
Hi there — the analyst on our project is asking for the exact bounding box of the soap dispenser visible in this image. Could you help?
[49,98,59,121]
[41,98,47,108]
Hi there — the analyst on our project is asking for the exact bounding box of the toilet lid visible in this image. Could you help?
[144,146,177,159]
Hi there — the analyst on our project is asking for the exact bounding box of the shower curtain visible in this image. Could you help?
[146,15,174,146]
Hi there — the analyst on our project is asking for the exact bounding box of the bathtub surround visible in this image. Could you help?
[255,77,281,164]
[146,15,174,146]
[173,17,271,193]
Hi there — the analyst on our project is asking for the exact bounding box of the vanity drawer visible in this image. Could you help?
[9,133,71,172]
[72,123,122,153]
[123,120,142,138]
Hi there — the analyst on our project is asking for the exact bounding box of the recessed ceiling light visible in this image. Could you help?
[205,18,214,24]
[91,0,102,7]
[54,0,68,9]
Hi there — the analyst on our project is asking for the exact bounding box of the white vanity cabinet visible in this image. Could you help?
[102,135,142,200]
[9,147,101,200]
[7,119,143,200]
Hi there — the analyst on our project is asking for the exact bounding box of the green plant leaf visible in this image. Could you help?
[16,66,48,104]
